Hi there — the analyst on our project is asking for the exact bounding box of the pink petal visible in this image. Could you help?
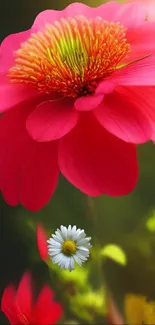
[63,1,122,21]
[32,2,121,30]
[0,28,39,113]
[118,86,155,141]
[0,29,32,73]
[0,71,10,83]
[94,86,152,144]
[112,55,155,86]
[126,23,155,62]
[74,94,104,111]
[20,138,59,211]
[126,1,155,21]
[0,105,31,206]
[32,10,61,30]
[35,286,54,310]
[32,2,145,31]
[34,286,63,325]
[96,81,116,95]
[32,3,94,30]
[37,301,62,325]
[113,2,146,27]
[16,272,32,323]
[59,113,138,196]
[1,285,19,325]
[147,2,155,21]
[36,225,48,261]
[0,84,38,112]
[26,99,78,142]
[0,103,59,211]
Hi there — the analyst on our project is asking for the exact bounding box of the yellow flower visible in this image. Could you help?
[124,294,155,325]
[143,301,155,324]
[124,294,146,325]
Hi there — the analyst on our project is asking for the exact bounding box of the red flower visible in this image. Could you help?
[36,224,48,261]
[1,272,63,324]
[0,2,155,211]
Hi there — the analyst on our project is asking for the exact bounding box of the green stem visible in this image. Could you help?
[86,196,105,290]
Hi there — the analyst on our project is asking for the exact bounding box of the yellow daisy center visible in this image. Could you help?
[8,16,130,98]
[62,240,77,256]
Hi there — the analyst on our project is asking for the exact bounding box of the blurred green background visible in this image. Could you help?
[1,0,155,324]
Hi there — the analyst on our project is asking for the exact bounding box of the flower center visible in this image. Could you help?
[62,240,77,256]
[8,16,130,98]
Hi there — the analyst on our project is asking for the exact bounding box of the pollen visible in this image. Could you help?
[8,16,130,98]
[62,240,77,256]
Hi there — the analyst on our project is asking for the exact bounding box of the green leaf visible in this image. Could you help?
[100,244,127,266]
[146,212,155,232]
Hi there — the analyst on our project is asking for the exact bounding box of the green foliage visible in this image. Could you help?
[70,290,107,322]
[100,244,127,266]
[58,266,90,291]
[146,211,155,232]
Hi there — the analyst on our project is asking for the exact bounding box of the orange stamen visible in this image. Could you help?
[8,16,130,98]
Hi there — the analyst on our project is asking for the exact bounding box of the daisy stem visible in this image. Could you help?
[86,196,105,290]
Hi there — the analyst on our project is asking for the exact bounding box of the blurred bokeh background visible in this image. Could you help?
[1,0,155,324]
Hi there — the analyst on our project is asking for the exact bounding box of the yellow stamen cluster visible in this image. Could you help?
[8,16,130,98]
[62,240,77,256]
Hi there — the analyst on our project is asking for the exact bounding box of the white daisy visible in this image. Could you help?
[47,225,92,271]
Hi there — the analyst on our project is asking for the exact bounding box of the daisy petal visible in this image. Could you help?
[73,255,82,266]
[64,257,71,270]
[69,257,75,271]
[77,250,90,258]
[55,229,64,242]
[77,246,89,252]
[67,225,72,239]
[52,234,63,244]
[60,226,68,240]
[76,251,88,261]
[52,253,64,264]
[78,238,91,245]
[59,256,68,268]
[74,230,85,241]
[71,226,77,239]
[48,249,61,256]
[47,239,61,248]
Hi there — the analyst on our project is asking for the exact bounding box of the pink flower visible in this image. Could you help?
[36,224,48,261]
[0,1,155,211]
[1,272,63,324]
[127,0,155,21]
